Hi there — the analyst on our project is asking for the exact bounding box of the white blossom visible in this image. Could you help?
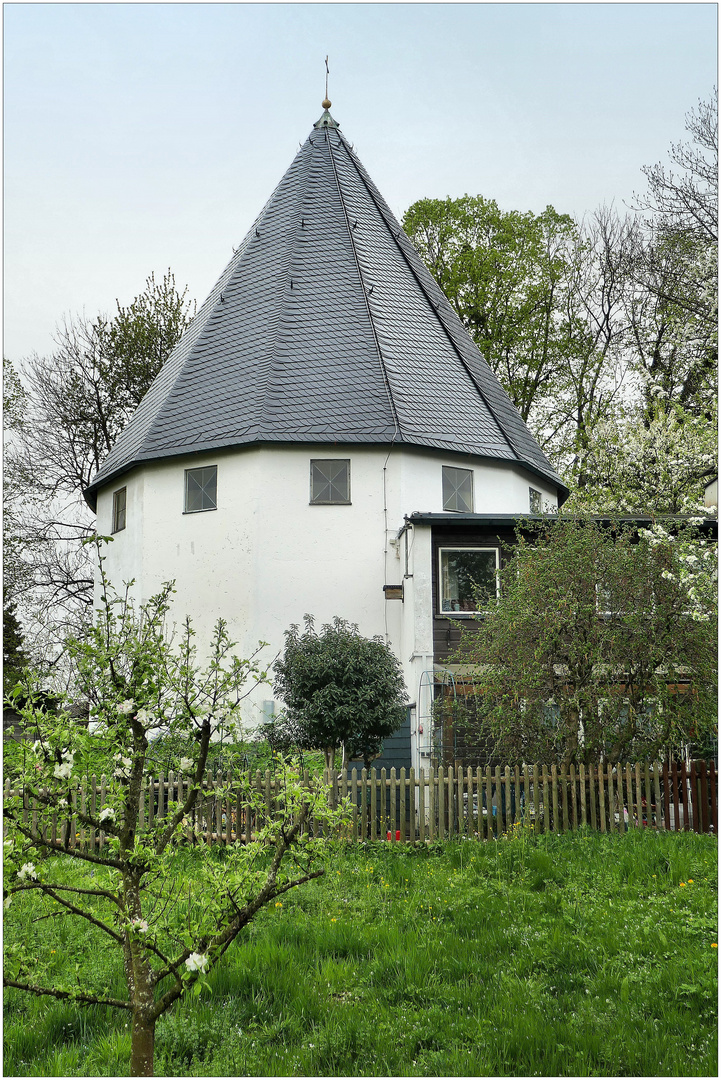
[117,700,135,715]
[185,952,209,973]
[4,895,11,909]
[179,757,194,773]
[61,748,74,764]
[53,761,73,780]
[17,863,37,882]
[131,918,149,934]
[99,808,116,823]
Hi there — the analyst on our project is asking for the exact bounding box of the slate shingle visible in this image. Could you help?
[85,112,567,509]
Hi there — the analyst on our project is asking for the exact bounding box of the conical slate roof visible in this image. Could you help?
[85,109,567,509]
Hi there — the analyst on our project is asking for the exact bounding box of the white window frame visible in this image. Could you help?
[529,487,543,514]
[184,465,218,514]
[438,546,499,616]
[442,465,474,513]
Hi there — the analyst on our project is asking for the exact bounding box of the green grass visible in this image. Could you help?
[4,829,717,1076]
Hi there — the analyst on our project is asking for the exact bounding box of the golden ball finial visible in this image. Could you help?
[322,98,332,110]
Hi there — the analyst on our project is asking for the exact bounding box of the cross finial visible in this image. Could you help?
[322,55,331,110]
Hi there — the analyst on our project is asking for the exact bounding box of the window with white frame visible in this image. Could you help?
[184,466,217,513]
[442,466,473,512]
[529,487,543,514]
[310,459,350,504]
[439,548,499,614]
[112,487,127,533]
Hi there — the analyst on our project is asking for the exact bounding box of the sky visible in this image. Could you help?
[3,2,717,365]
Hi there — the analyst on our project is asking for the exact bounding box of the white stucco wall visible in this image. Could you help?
[95,443,558,764]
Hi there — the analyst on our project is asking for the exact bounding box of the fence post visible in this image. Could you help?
[624,764,635,830]
[89,775,97,854]
[698,761,709,834]
[680,760,691,831]
[579,764,587,829]
[690,761,700,833]
[551,764,559,833]
[389,768,397,841]
[541,766,550,833]
[709,761,717,835]
[597,763,606,833]
[652,763,663,830]
[559,764,568,832]
[485,766,493,839]
[662,763,671,831]
[569,764,578,831]
[670,761,680,831]
[607,763,615,833]
[458,766,465,837]
[418,768,426,843]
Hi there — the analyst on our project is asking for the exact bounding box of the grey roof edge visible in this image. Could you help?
[84,437,569,513]
[407,512,717,536]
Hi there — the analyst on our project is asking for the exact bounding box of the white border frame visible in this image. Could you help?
[438,546,499,615]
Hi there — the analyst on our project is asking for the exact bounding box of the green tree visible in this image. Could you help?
[453,518,717,765]
[273,616,408,770]
[3,549,342,1077]
[3,599,29,696]
[402,196,625,472]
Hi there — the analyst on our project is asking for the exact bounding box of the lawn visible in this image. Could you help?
[3,828,717,1077]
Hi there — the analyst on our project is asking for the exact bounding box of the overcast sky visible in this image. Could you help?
[4,2,717,365]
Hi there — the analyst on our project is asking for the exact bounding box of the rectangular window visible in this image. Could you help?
[112,487,127,533]
[442,466,473,512]
[184,466,217,513]
[439,548,498,614]
[529,487,543,514]
[310,459,350,504]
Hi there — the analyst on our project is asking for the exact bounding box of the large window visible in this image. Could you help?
[184,466,217,513]
[439,548,498,614]
[310,459,350,504]
[112,487,127,533]
[442,466,473,512]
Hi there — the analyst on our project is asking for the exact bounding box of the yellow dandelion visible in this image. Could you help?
[711,943,718,949]
[679,882,687,887]
[275,902,283,908]
[688,879,693,884]
[331,918,337,923]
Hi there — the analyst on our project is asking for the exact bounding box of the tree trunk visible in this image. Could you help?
[130,1012,156,1077]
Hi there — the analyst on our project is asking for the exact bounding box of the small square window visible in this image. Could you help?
[439,548,498,613]
[529,487,543,514]
[112,487,127,533]
[185,466,217,513]
[310,460,350,504]
[442,466,473,512]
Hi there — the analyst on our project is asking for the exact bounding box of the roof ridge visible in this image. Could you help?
[335,130,524,464]
[324,127,402,445]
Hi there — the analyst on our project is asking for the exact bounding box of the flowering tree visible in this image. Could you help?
[565,400,717,515]
[3,555,343,1076]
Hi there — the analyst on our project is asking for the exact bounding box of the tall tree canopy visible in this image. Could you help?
[5,271,196,665]
[403,92,717,515]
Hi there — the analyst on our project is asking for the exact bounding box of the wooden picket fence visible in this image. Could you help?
[4,760,717,851]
